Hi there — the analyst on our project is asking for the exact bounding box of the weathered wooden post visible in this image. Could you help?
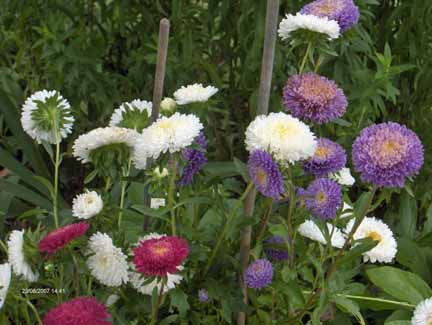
[143,18,170,230]
[238,1,280,324]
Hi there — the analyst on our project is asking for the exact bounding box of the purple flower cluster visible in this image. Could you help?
[304,178,341,219]
[198,289,210,303]
[245,259,273,289]
[264,236,289,262]
[283,72,347,124]
[301,0,360,32]
[178,133,208,186]
[352,122,424,188]
[247,150,285,199]
[303,138,346,177]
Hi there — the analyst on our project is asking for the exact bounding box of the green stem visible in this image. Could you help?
[17,295,42,325]
[53,125,61,229]
[118,158,132,229]
[167,155,178,235]
[203,183,254,276]
[299,41,313,74]
[302,291,415,309]
[150,280,165,325]
[256,199,274,243]
[87,276,93,296]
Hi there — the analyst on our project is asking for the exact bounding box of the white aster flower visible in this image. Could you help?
[7,230,39,282]
[330,167,355,186]
[160,97,177,113]
[72,191,103,219]
[278,13,340,41]
[129,265,183,295]
[298,220,346,248]
[0,263,11,309]
[21,90,74,144]
[346,217,397,263]
[73,127,138,163]
[245,112,317,164]
[133,113,203,168]
[173,83,218,105]
[106,294,120,307]
[109,99,152,130]
[86,232,129,287]
[412,297,432,325]
[340,202,354,219]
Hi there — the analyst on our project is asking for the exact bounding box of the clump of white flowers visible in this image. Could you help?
[278,13,340,41]
[7,230,39,282]
[330,167,355,186]
[86,232,129,287]
[72,191,103,219]
[173,83,218,105]
[133,113,203,168]
[73,127,138,164]
[346,217,397,263]
[245,112,317,164]
[298,220,346,248]
[109,99,152,131]
[21,90,74,144]
[0,263,11,309]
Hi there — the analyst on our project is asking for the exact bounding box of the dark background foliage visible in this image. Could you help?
[0,1,432,323]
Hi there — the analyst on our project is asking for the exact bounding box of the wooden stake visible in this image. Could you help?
[143,18,170,230]
[151,18,170,122]
[238,1,279,324]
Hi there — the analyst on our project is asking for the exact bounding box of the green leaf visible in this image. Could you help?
[366,266,432,304]
[169,289,190,317]
[397,193,417,239]
[333,296,365,325]
[0,179,52,210]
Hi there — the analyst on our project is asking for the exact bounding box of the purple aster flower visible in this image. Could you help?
[352,122,424,188]
[178,148,208,186]
[198,289,210,303]
[245,259,273,289]
[304,178,341,219]
[264,236,289,262]
[303,138,346,177]
[283,72,347,124]
[195,131,208,150]
[248,150,285,199]
[301,0,360,32]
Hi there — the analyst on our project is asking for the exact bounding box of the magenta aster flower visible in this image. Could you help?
[132,236,189,277]
[283,72,347,124]
[39,222,90,255]
[304,178,341,219]
[301,0,360,32]
[248,150,285,199]
[264,236,289,262]
[245,259,273,289]
[303,138,346,177]
[43,297,111,325]
[352,122,424,188]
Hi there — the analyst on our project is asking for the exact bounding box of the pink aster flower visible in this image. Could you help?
[43,297,111,325]
[39,222,90,255]
[132,236,189,277]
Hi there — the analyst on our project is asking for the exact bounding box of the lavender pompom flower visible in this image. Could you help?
[245,259,273,289]
[198,289,210,303]
[283,72,347,124]
[264,236,289,262]
[178,149,208,186]
[303,138,346,177]
[301,0,360,32]
[178,132,208,186]
[352,122,424,188]
[304,178,342,219]
[248,150,285,199]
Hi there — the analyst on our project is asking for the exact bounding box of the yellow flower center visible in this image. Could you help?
[256,169,267,186]
[367,231,382,243]
[273,121,299,138]
[316,191,327,203]
[315,146,330,158]
[158,120,174,131]
[85,197,94,204]
[152,243,169,256]
[381,140,401,155]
